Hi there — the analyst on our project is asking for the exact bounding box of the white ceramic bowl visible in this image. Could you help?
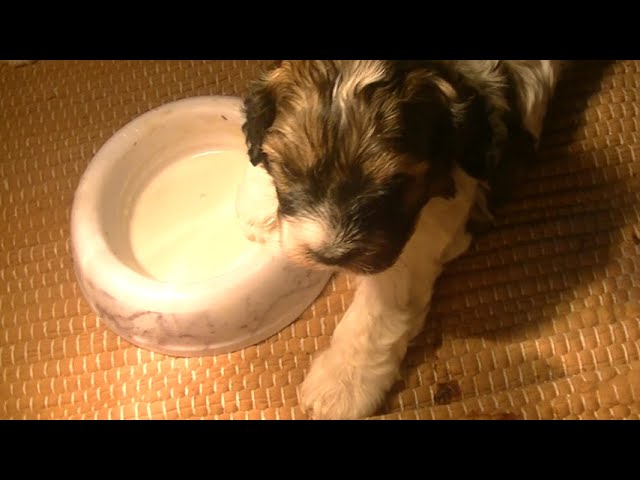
[70,96,331,357]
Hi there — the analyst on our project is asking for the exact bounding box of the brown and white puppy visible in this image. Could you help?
[238,60,564,419]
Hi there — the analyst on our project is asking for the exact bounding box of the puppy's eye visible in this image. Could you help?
[390,173,413,188]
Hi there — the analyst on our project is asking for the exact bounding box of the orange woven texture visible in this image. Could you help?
[1,60,639,420]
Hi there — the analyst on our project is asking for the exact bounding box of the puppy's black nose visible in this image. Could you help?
[310,248,358,266]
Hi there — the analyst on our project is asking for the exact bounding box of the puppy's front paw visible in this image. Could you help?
[235,163,279,244]
[299,348,386,420]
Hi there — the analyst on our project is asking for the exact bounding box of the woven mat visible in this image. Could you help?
[1,60,639,420]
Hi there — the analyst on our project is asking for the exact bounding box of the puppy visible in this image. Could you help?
[238,60,564,419]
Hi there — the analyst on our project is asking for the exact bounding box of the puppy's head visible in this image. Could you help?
[242,60,464,274]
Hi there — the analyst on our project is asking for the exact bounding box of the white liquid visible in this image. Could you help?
[129,151,259,283]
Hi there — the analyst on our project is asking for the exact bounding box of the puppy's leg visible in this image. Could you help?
[299,255,440,420]
[235,163,279,244]
[441,228,472,264]
[300,168,478,420]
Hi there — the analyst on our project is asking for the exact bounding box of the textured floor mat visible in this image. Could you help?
[1,60,638,419]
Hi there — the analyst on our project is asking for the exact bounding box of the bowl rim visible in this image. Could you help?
[70,95,279,313]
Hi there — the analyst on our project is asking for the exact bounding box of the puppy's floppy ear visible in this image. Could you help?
[395,67,459,199]
[242,77,276,167]
[455,94,493,180]
[485,114,538,209]
[453,85,538,209]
